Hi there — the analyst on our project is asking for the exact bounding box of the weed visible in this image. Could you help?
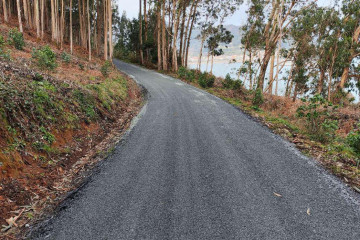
[39,126,55,144]
[8,28,25,50]
[101,61,112,77]
[61,52,71,63]
[79,63,85,70]
[32,45,57,71]
[73,89,97,119]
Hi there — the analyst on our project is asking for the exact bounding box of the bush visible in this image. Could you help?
[222,73,243,90]
[296,94,338,143]
[32,45,57,71]
[101,61,112,77]
[61,52,71,63]
[347,127,360,155]
[252,88,264,106]
[8,28,25,50]
[198,72,215,88]
[178,66,187,79]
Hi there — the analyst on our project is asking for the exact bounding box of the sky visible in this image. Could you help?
[115,0,338,27]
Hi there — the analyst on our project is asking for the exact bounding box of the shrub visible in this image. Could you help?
[296,94,338,143]
[0,35,5,48]
[186,69,196,82]
[32,45,57,71]
[178,66,187,79]
[198,72,215,88]
[101,61,112,77]
[61,52,71,63]
[8,28,25,50]
[222,73,243,90]
[347,127,360,155]
[252,88,264,106]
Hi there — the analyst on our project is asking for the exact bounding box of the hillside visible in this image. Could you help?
[0,22,143,237]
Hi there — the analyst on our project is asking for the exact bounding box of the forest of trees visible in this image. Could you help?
[114,0,360,103]
[0,0,114,60]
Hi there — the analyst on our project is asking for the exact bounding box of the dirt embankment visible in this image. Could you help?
[0,23,144,238]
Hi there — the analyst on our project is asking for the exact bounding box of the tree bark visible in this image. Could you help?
[104,0,108,60]
[16,0,23,32]
[35,0,40,38]
[87,0,91,60]
[139,0,144,64]
[157,2,162,70]
[70,0,73,54]
[161,0,167,71]
[317,69,325,94]
[2,0,8,22]
[108,0,112,59]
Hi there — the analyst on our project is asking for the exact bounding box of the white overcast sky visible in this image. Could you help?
[115,0,338,26]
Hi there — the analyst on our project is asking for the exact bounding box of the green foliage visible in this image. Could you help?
[33,73,44,82]
[0,35,10,61]
[73,89,97,120]
[39,126,55,144]
[177,67,196,82]
[198,72,215,88]
[252,88,264,106]
[347,127,360,155]
[79,63,85,70]
[8,28,25,50]
[101,61,112,77]
[222,73,243,90]
[61,52,71,64]
[32,45,58,71]
[296,94,338,143]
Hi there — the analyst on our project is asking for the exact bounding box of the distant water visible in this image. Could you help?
[189,62,360,103]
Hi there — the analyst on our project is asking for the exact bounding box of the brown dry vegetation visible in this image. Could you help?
[0,22,143,238]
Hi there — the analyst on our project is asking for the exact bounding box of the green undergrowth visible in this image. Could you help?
[0,74,129,167]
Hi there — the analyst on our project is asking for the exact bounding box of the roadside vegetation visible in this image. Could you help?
[113,0,360,191]
[0,13,142,238]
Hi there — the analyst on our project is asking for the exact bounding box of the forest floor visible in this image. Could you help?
[0,22,144,239]
[151,66,360,192]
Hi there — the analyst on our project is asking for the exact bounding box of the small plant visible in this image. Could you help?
[33,73,44,82]
[347,125,360,155]
[101,61,112,77]
[79,63,85,70]
[61,52,71,64]
[0,48,11,61]
[297,94,338,143]
[198,72,215,88]
[252,88,264,106]
[8,28,25,50]
[32,45,57,71]
[178,66,187,79]
[0,35,5,48]
[39,126,55,145]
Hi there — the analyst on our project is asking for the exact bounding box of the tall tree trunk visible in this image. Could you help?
[35,0,40,38]
[16,0,23,32]
[143,0,148,63]
[161,0,167,71]
[179,0,187,66]
[96,0,102,56]
[171,0,181,72]
[317,69,325,94]
[108,0,112,59]
[41,0,44,38]
[157,2,162,70]
[257,50,272,91]
[70,0,73,54]
[22,0,29,28]
[87,0,91,60]
[267,53,276,94]
[60,0,64,48]
[104,0,108,60]
[139,0,144,64]
[2,0,8,22]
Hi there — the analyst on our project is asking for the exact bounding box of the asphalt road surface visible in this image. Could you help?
[32,60,360,239]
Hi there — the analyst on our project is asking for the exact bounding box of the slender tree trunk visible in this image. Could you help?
[339,65,350,89]
[197,38,205,71]
[161,0,167,71]
[267,53,276,94]
[108,0,112,59]
[41,0,44,38]
[185,1,198,68]
[87,0,91,60]
[179,0,187,66]
[70,0,73,54]
[143,0,148,63]
[96,0,102,56]
[171,0,181,72]
[104,0,108,60]
[210,54,214,74]
[60,0,64,48]
[2,0,8,22]
[317,69,325,94]
[157,2,162,70]
[23,0,29,28]
[16,0,23,32]
[257,51,272,91]
[35,0,40,38]
[139,0,144,64]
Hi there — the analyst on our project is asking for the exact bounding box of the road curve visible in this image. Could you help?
[32,60,360,239]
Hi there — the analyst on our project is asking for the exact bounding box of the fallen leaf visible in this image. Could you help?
[273,192,282,197]
[307,208,311,216]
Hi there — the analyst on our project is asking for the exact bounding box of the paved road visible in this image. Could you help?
[32,60,360,239]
